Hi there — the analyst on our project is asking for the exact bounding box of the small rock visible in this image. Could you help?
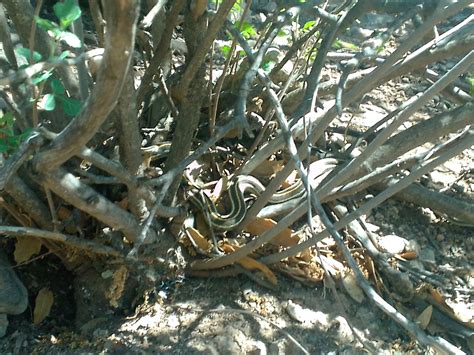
[364,222,380,233]
[214,326,244,354]
[166,314,180,329]
[247,340,267,355]
[285,300,331,330]
[342,272,365,303]
[378,234,407,254]
[436,234,445,242]
[331,316,354,344]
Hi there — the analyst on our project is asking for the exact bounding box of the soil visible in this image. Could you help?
[1,199,472,354]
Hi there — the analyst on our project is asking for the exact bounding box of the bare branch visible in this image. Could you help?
[33,0,139,172]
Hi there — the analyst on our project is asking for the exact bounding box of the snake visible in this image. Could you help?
[188,158,338,231]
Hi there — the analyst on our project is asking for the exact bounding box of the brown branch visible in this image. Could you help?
[88,0,105,46]
[39,167,147,243]
[136,0,186,104]
[115,68,147,220]
[33,0,139,172]
[0,226,122,257]
[172,0,237,101]
[5,175,53,230]
[0,4,17,68]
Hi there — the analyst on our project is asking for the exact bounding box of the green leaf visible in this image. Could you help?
[58,50,71,60]
[59,96,82,117]
[34,16,59,32]
[240,22,257,39]
[466,76,474,96]
[262,60,275,72]
[0,142,9,154]
[220,44,231,56]
[51,79,65,95]
[49,27,63,39]
[332,39,359,50]
[303,20,316,31]
[18,128,33,142]
[7,135,20,147]
[31,70,53,85]
[0,128,14,137]
[0,112,14,128]
[40,94,56,111]
[15,48,42,63]
[59,31,82,48]
[54,0,82,29]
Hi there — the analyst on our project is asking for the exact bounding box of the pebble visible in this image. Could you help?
[378,234,407,254]
[285,300,331,330]
[331,316,354,344]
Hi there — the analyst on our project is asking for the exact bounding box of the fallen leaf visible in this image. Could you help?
[416,305,433,330]
[252,160,284,177]
[283,170,299,188]
[211,176,229,202]
[244,217,299,247]
[238,256,278,285]
[342,271,364,303]
[398,251,417,260]
[14,237,42,264]
[220,243,237,253]
[186,227,212,253]
[33,288,54,324]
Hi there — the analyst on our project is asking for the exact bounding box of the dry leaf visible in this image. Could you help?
[399,251,417,260]
[212,176,229,202]
[221,243,237,253]
[296,248,313,262]
[238,256,278,285]
[14,237,42,264]
[245,217,299,247]
[416,305,433,330]
[57,206,71,220]
[283,170,299,188]
[342,271,364,303]
[252,160,284,177]
[218,243,277,285]
[33,288,54,324]
[186,227,212,253]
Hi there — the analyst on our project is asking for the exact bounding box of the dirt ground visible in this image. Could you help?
[1,190,472,354]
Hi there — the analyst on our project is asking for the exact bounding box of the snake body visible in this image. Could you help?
[189,159,338,231]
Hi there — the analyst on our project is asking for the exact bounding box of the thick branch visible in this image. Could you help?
[40,167,144,243]
[33,0,139,172]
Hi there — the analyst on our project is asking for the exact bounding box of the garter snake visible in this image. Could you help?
[188,159,338,231]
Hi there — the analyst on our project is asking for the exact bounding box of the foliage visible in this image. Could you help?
[0,112,32,154]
